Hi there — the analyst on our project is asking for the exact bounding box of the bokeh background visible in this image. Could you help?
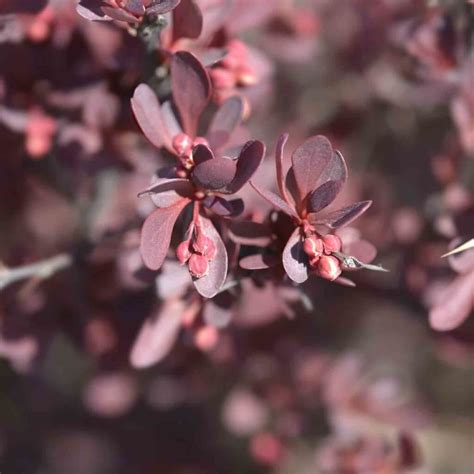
[0,0,473,473]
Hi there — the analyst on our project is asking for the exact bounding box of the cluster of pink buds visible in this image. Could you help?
[210,40,258,104]
[176,225,217,278]
[172,133,209,169]
[303,233,342,281]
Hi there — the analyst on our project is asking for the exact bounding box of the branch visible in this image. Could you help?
[0,254,73,291]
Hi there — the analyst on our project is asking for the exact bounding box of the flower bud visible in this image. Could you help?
[322,234,342,254]
[193,233,217,259]
[193,136,209,148]
[303,236,324,258]
[176,240,192,264]
[194,325,219,351]
[210,67,236,90]
[172,133,193,156]
[237,65,258,87]
[188,253,210,278]
[226,39,248,60]
[317,255,341,281]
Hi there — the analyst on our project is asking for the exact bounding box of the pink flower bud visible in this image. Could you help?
[322,234,342,254]
[226,39,248,59]
[193,233,217,259]
[194,325,219,351]
[172,133,193,156]
[303,236,324,258]
[210,67,236,90]
[317,255,341,281]
[176,240,192,264]
[188,254,210,278]
[193,136,209,148]
[237,65,258,87]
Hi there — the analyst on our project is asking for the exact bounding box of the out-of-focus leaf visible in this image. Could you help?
[340,239,377,264]
[172,0,202,41]
[0,0,47,15]
[203,299,233,328]
[171,51,211,136]
[239,254,279,270]
[228,221,272,247]
[291,135,333,202]
[131,84,172,150]
[429,273,473,331]
[193,216,228,298]
[307,180,342,213]
[311,201,372,229]
[282,228,309,283]
[250,182,299,219]
[129,300,184,368]
[398,432,422,470]
[140,199,190,270]
[207,96,244,150]
[192,156,236,190]
[225,141,265,193]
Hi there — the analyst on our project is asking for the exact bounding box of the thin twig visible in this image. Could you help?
[0,254,73,291]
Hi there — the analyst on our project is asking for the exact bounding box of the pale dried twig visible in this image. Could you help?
[0,254,72,291]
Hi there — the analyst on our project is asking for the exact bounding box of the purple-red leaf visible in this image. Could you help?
[240,254,279,270]
[282,228,309,283]
[76,1,110,21]
[101,6,138,22]
[311,201,372,228]
[138,178,194,207]
[161,100,183,138]
[171,51,211,137]
[206,96,244,150]
[122,0,145,16]
[193,216,228,298]
[131,84,172,151]
[205,196,244,217]
[307,180,342,213]
[129,300,184,368]
[228,221,272,247]
[316,150,348,188]
[250,182,299,219]
[192,156,236,190]
[225,140,266,193]
[147,0,181,15]
[140,199,190,270]
[172,0,203,41]
[275,133,291,204]
[291,135,333,202]
[192,143,214,165]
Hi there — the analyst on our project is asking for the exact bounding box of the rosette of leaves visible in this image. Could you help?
[248,134,384,284]
[132,51,265,297]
